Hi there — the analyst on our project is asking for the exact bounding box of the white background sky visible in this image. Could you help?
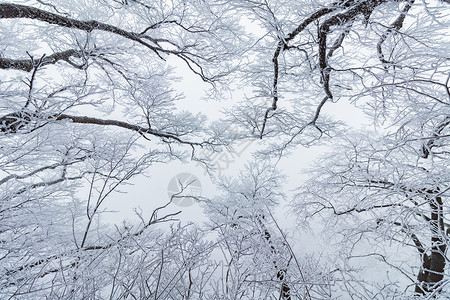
[101,53,371,258]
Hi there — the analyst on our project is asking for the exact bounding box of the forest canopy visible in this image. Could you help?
[0,0,449,299]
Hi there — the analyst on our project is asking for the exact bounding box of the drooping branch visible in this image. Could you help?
[319,0,386,99]
[262,0,388,138]
[331,202,402,215]
[24,54,44,109]
[0,176,83,215]
[380,219,427,254]
[377,0,415,65]
[260,42,281,139]
[0,157,86,187]
[327,21,354,58]
[285,7,337,44]
[261,7,336,138]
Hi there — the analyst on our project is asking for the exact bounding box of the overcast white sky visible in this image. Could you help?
[101,53,370,247]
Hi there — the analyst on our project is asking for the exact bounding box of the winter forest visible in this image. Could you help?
[0,0,449,299]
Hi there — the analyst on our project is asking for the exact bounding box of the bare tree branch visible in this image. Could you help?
[377,0,415,65]
[0,49,88,72]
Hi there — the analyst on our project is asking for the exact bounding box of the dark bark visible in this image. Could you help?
[262,0,392,137]
[0,49,88,72]
[422,116,450,159]
[415,193,446,295]
[318,0,386,99]
[0,111,33,133]
[377,0,415,65]
[257,215,292,299]
[0,3,161,53]
[1,3,138,37]
[0,3,213,82]
[260,7,336,138]
[0,111,202,146]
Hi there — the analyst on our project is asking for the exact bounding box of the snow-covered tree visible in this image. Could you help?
[226,0,449,297]
[1,0,449,298]
[0,1,243,298]
[204,163,332,299]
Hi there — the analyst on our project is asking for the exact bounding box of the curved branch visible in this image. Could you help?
[285,8,337,43]
[331,202,402,215]
[0,3,169,57]
[319,0,386,98]
[0,3,218,82]
[421,116,450,159]
[310,96,330,125]
[262,0,387,137]
[260,41,282,139]
[0,175,83,214]
[377,0,415,65]
[261,7,336,138]
[327,21,353,58]
[380,220,426,254]
[0,157,86,187]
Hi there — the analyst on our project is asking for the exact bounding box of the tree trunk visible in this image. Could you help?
[415,195,446,295]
